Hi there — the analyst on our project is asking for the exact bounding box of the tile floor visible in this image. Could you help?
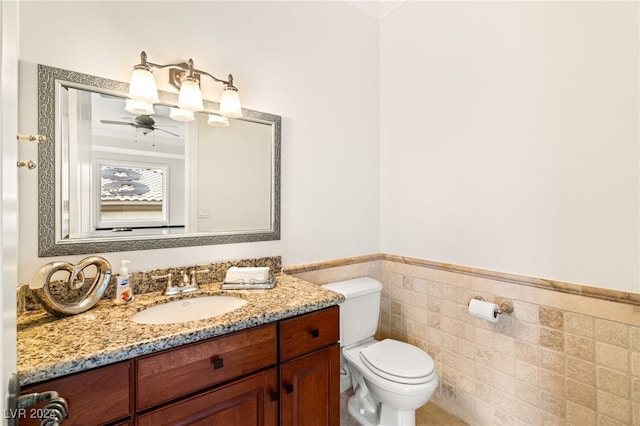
[340,390,468,426]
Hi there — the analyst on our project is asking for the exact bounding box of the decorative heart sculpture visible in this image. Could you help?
[30,256,112,316]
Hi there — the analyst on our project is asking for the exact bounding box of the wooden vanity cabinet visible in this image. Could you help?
[19,361,132,426]
[279,306,341,426]
[20,306,340,426]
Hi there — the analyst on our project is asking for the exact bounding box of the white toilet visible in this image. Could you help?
[323,277,438,426]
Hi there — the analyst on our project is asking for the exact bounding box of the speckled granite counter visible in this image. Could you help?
[17,274,344,386]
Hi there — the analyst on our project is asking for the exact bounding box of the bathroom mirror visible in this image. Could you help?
[38,65,280,256]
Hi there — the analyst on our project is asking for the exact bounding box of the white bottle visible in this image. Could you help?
[114,260,134,304]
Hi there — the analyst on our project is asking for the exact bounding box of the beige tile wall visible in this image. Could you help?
[285,255,640,426]
[381,259,640,426]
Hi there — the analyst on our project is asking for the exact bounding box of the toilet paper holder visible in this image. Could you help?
[469,296,514,315]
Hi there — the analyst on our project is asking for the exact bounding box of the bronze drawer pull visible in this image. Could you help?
[310,329,320,338]
[212,356,224,369]
[284,383,294,394]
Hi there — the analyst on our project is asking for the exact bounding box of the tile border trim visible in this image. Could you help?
[284,253,640,307]
[282,253,381,274]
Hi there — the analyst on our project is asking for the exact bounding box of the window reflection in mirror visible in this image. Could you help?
[98,164,169,230]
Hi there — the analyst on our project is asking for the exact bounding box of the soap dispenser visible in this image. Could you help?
[114,260,134,304]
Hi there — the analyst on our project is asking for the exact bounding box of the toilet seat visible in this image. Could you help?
[359,339,435,385]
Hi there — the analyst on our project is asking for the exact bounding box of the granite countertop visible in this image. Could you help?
[17,274,344,386]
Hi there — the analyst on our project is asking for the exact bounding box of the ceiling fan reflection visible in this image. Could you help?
[100,115,180,137]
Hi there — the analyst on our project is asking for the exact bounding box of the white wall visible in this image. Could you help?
[380,2,639,292]
[18,1,638,294]
[17,1,380,282]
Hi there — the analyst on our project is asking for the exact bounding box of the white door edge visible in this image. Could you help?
[1,0,20,422]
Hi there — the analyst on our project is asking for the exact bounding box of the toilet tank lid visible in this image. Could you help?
[322,277,383,298]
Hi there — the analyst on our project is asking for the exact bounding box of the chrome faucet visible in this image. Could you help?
[152,268,209,296]
[152,272,190,296]
[180,270,190,286]
[190,268,210,287]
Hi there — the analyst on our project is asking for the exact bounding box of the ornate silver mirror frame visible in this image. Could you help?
[38,64,281,256]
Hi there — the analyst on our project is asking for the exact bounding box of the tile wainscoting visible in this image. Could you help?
[284,254,640,426]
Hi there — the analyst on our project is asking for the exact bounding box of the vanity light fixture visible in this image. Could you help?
[127,51,243,121]
[207,114,230,127]
[125,99,154,116]
[169,107,195,122]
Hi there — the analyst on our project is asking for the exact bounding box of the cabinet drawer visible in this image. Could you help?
[20,361,132,426]
[136,368,278,426]
[136,323,277,410]
[279,306,339,362]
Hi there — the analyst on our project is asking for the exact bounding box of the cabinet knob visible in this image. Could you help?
[310,329,320,338]
[269,390,279,401]
[284,383,294,394]
[212,356,224,369]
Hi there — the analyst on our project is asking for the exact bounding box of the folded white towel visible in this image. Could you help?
[224,266,270,283]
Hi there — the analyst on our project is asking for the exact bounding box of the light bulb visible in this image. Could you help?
[207,114,229,127]
[219,86,242,118]
[177,77,204,112]
[128,67,159,104]
[169,108,195,122]
[125,99,155,115]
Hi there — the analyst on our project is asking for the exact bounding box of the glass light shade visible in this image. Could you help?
[219,87,242,118]
[207,114,229,127]
[128,67,159,104]
[169,108,195,122]
[125,99,155,115]
[177,78,204,112]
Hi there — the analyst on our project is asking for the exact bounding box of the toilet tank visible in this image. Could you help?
[322,277,383,347]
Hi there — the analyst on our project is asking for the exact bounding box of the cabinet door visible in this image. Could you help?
[135,368,278,426]
[280,344,340,426]
[20,361,132,425]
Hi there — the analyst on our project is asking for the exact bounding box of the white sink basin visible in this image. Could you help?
[130,296,247,325]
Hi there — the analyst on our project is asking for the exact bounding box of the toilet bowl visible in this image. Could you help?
[322,278,439,426]
[343,338,438,426]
